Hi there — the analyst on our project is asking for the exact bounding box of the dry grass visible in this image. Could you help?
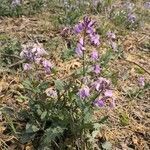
[0,1,150,149]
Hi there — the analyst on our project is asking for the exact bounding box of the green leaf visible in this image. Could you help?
[41,111,47,120]
[135,67,145,74]
[119,113,129,126]
[32,125,40,132]
[98,116,109,124]
[54,79,64,91]
[41,126,65,146]
[83,107,93,123]
[20,132,35,144]
[26,123,39,133]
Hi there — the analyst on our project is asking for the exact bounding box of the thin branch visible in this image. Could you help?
[1,54,21,59]
[8,60,25,68]
[124,59,150,76]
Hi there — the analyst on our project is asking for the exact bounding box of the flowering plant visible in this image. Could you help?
[7,17,114,149]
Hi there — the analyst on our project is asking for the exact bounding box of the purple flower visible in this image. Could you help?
[138,77,145,87]
[110,41,117,50]
[75,37,85,57]
[46,88,57,98]
[31,46,48,57]
[11,0,21,7]
[107,31,116,40]
[23,63,32,71]
[74,17,100,51]
[86,20,96,34]
[74,17,96,35]
[90,33,100,46]
[35,57,42,64]
[91,77,110,92]
[144,2,150,9]
[127,13,136,23]
[93,98,104,107]
[74,23,84,34]
[83,17,96,29]
[91,50,99,61]
[20,44,48,62]
[79,37,84,45]
[75,45,83,57]
[42,60,53,73]
[78,86,90,99]
[104,90,113,97]
[20,50,34,61]
[86,27,95,35]
[124,2,135,11]
[93,64,101,74]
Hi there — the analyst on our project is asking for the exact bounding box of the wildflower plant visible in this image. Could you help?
[5,17,114,149]
[0,0,44,17]
[111,2,140,30]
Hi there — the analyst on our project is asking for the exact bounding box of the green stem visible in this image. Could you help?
[82,30,86,77]
[83,50,85,76]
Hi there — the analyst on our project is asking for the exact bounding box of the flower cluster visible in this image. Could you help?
[144,2,150,9]
[124,2,135,12]
[74,17,100,57]
[45,88,57,98]
[74,17,101,73]
[78,77,114,107]
[107,31,117,51]
[123,2,137,24]
[20,43,53,73]
[11,0,21,8]
[74,17,114,108]
[127,13,136,24]
[91,50,101,74]
[138,77,145,87]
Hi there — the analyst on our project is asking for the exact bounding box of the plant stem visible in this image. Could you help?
[82,30,86,77]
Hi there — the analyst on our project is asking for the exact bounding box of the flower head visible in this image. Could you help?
[23,63,32,71]
[46,88,57,98]
[91,50,99,61]
[78,85,90,99]
[20,49,34,61]
[93,98,104,107]
[111,41,117,50]
[144,2,150,9]
[74,17,96,35]
[90,33,100,46]
[104,90,113,97]
[93,64,101,74]
[42,60,53,74]
[107,31,116,40]
[20,43,48,62]
[127,13,136,23]
[75,37,85,57]
[74,23,84,34]
[124,2,135,11]
[31,45,48,57]
[138,77,145,87]
[11,0,21,7]
[91,77,110,92]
